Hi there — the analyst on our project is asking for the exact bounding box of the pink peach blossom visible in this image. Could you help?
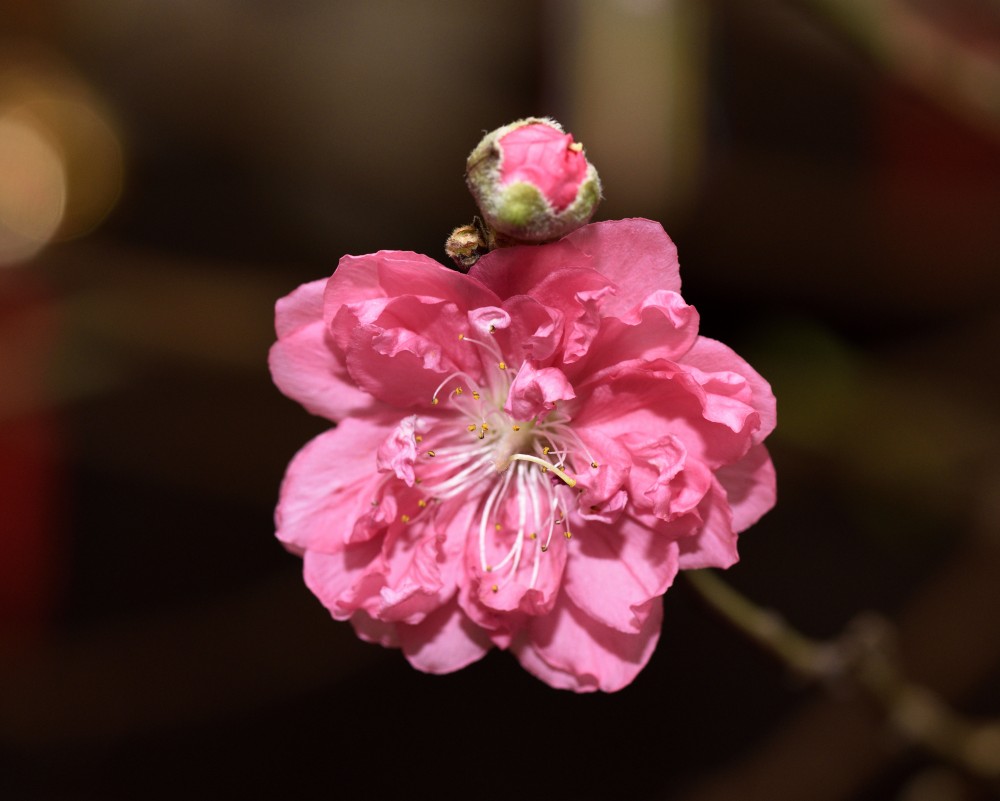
[270,218,776,692]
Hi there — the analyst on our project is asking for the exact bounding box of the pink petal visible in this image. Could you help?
[376,415,424,486]
[269,281,375,421]
[303,541,383,620]
[562,219,682,316]
[515,593,663,692]
[342,297,479,409]
[677,477,740,570]
[574,289,699,380]
[469,219,680,320]
[501,294,564,363]
[575,360,753,470]
[504,361,576,421]
[398,597,493,674]
[715,443,776,533]
[373,530,449,624]
[563,516,679,633]
[276,418,396,553]
[681,336,777,444]
[473,261,614,364]
[327,250,500,324]
[275,278,325,338]
[350,610,399,648]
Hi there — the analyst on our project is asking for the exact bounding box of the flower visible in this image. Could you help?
[269,218,776,692]
[466,117,602,243]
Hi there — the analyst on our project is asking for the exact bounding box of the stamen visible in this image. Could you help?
[426,450,436,457]
[431,370,477,404]
[563,530,572,539]
[498,361,507,371]
[417,499,427,508]
[479,468,511,571]
[401,514,411,523]
[508,454,577,487]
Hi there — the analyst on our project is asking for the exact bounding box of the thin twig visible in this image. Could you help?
[686,569,1000,784]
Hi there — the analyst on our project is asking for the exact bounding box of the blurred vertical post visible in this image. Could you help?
[547,0,710,221]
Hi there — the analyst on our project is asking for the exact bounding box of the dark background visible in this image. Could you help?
[2,1,999,799]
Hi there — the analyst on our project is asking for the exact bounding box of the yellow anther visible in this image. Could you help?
[529,532,537,540]
[481,423,489,430]
[495,523,502,531]
[563,530,572,539]
[488,324,496,334]
[454,386,463,395]
[569,142,584,152]
[468,424,477,432]
[415,435,423,442]
[512,425,520,431]
[542,446,550,455]
[591,461,599,468]
[491,584,499,593]
[427,450,436,457]
[485,565,493,572]
[401,514,411,523]
[540,545,549,553]
[498,361,507,370]
[417,499,427,508]
[458,333,465,340]
[431,397,439,405]
[472,391,480,400]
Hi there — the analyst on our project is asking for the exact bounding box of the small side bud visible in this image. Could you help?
[465,117,602,244]
[445,220,492,271]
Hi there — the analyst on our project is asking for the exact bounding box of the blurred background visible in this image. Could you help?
[1,1,999,799]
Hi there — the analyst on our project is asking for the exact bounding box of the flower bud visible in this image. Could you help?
[465,117,602,243]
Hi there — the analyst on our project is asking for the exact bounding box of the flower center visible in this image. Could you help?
[400,327,597,591]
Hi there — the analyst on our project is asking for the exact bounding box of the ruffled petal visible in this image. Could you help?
[715,443,776,533]
[269,280,376,421]
[276,417,398,553]
[350,610,400,648]
[561,218,682,316]
[681,336,776,444]
[563,516,679,633]
[327,250,501,323]
[677,477,740,570]
[303,542,383,621]
[575,360,755,470]
[574,289,699,381]
[504,361,576,421]
[515,593,663,692]
[398,597,493,674]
